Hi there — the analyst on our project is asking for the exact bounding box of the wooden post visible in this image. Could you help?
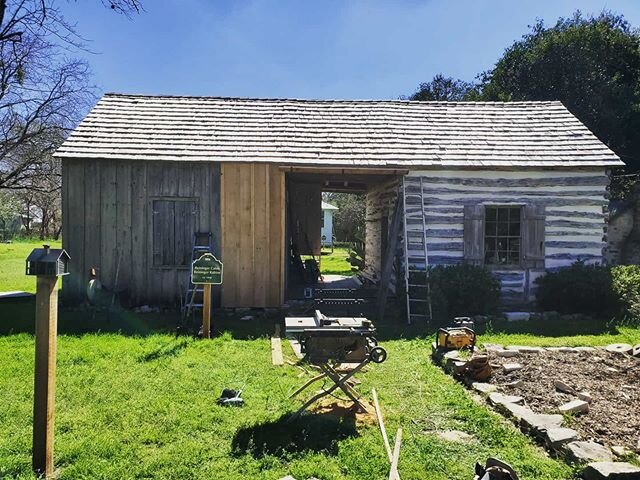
[32,276,59,478]
[202,283,211,339]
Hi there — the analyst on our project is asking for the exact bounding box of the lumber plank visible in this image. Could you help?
[271,324,284,366]
[372,388,393,463]
[388,428,403,480]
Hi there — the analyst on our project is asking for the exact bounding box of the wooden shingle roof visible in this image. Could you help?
[55,93,623,168]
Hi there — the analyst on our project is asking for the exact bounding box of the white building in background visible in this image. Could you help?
[321,201,338,248]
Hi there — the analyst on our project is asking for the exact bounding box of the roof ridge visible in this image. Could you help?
[102,92,563,106]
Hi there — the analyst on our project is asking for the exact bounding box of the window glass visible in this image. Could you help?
[484,206,521,266]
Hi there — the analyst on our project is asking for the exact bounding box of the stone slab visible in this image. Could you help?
[488,392,524,407]
[581,462,640,479]
[503,363,523,373]
[472,382,497,395]
[565,441,613,464]
[605,344,633,354]
[495,350,520,358]
[559,400,590,414]
[545,427,578,450]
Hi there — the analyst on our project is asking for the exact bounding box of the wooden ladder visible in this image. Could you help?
[402,176,433,325]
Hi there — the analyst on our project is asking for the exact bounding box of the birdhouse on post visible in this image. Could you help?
[26,245,70,277]
[26,244,70,478]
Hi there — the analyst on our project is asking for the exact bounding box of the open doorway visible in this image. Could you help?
[284,168,403,302]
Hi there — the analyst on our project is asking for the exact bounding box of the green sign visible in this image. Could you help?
[191,253,223,285]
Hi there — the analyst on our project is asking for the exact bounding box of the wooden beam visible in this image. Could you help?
[280,166,409,176]
[32,276,59,478]
[271,324,284,366]
[376,192,403,319]
[388,428,403,480]
[202,284,211,338]
[372,388,393,463]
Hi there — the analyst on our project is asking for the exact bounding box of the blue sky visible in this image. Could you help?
[61,0,640,99]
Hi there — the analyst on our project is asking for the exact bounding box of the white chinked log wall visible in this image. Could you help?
[405,168,609,304]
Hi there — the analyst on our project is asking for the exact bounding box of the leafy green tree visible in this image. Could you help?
[323,192,366,243]
[477,11,640,195]
[409,74,475,101]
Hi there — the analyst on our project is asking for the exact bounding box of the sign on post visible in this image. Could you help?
[191,253,223,338]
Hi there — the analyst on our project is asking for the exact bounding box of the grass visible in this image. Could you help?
[319,247,354,276]
[0,239,61,293]
[0,324,573,480]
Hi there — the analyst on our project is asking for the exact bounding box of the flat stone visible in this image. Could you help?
[578,391,593,403]
[279,476,297,480]
[498,402,534,421]
[488,392,524,407]
[495,349,520,358]
[555,380,577,394]
[472,382,497,395]
[558,347,579,353]
[443,350,461,360]
[521,413,564,437]
[503,363,523,373]
[436,430,474,443]
[518,346,544,353]
[632,344,640,358]
[447,359,468,374]
[559,400,590,414]
[605,344,633,354]
[611,446,627,457]
[545,427,578,449]
[505,380,523,388]
[581,462,640,479]
[482,343,504,352]
[575,347,597,352]
[565,441,613,464]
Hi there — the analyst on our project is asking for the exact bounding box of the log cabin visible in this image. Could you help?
[55,94,622,312]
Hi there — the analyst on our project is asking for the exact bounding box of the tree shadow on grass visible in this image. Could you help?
[231,411,358,459]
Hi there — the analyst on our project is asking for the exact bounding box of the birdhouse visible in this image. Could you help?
[26,245,70,277]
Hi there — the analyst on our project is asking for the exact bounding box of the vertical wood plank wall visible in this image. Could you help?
[220,163,285,308]
[62,158,221,305]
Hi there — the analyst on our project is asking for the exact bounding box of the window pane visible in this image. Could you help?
[484,206,522,266]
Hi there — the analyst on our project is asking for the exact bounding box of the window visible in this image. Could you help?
[152,198,198,267]
[484,206,521,266]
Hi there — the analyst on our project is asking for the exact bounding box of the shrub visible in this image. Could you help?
[535,262,618,315]
[420,264,501,325]
[611,265,640,321]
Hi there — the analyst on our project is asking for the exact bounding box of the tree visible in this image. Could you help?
[409,74,475,101]
[323,192,366,243]
[0,1,143,191]
[477,11,640,195]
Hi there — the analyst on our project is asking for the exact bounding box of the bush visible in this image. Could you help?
[611,265,640,321]
[419,264,501,325]
[535,262,618,315]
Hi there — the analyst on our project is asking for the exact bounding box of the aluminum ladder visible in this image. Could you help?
[402,177,433,324]
[182,232,213,319]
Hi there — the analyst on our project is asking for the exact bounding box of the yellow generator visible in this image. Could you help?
[436,325,476,351]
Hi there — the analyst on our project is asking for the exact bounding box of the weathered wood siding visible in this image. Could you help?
[220,163,285,308]
[404,169,609,302]
[62,158,221,305]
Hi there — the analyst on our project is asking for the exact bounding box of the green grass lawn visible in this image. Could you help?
[0,327,573,480]
[319,247,353,276]
[0,239,62,293]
